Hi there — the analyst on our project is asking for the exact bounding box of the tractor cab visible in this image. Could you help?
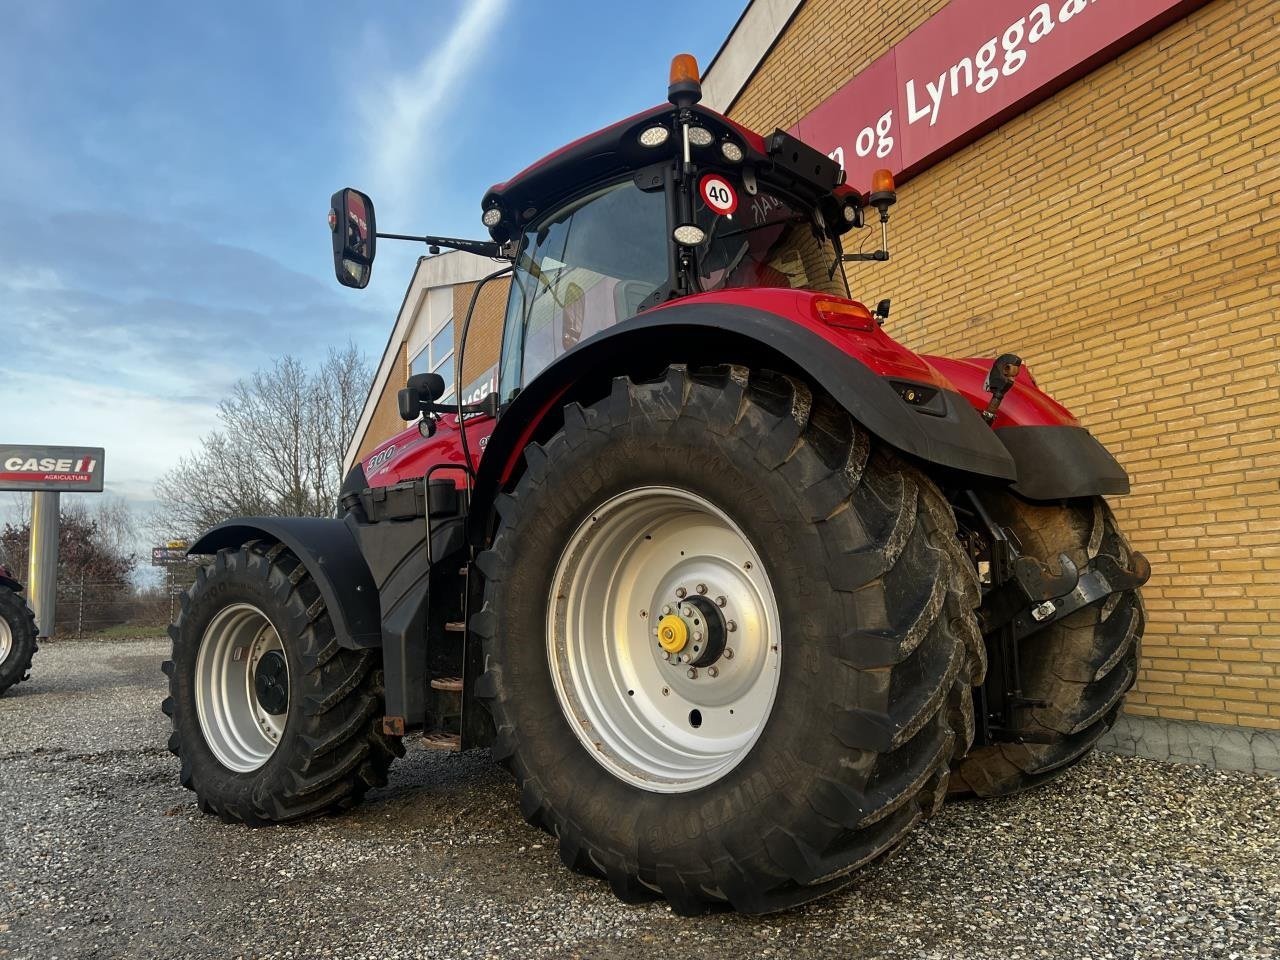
[334,54,898,486]
[488,97,865,402]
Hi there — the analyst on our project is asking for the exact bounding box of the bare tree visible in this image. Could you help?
[0,494,137,573]
[154,343,371,538]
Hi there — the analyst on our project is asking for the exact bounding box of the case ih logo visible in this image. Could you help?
[0,445,105,492]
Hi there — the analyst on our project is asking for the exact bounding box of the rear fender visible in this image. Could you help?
[470,296,1017,539]
[187,517,382,649]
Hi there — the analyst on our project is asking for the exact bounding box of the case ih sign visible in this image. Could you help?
[793,0,1210,192]
[0,444,105,492]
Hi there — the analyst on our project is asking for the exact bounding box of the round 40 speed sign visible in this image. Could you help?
[699,174,738,215]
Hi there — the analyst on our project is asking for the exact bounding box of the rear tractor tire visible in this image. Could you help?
[473,365,984,914]
[0,585,38,696]
[162,540,403,823]
[952,494,1144,798]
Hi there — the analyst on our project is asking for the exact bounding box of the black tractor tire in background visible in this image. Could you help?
[951,495,1144,798]
[162,541,403,823]
[473,364,985,914]
[0,585,38,696]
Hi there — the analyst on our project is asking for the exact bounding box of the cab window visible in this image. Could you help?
[692,178,847,298]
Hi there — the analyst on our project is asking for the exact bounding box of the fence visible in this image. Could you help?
[46,572,194,638]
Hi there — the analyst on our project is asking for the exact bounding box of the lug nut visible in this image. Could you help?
[696,583,707,595]
[724,648,734,659]
[716,595,726,607]
[727,620,737,632]
[693,631,703,642]
[680,653,690,663]
[687,668,697,679]
[681,606,693,617]
[675,587,687,599]
[708,666,719,678]
[661,651,671,661]
[662,605,671,615]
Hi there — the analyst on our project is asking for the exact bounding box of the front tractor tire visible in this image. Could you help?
[952,495,1144,798]
[0,585,38,696]
[163,541,403,824]
[474,365,985,914]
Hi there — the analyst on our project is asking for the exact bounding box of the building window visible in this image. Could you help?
[410,317,455,402]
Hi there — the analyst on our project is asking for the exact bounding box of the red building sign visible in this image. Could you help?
[793,0,1210,192]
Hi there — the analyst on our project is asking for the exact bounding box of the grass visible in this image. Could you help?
[76,623,170,641]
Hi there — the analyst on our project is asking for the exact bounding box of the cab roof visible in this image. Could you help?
[481,103,857,238]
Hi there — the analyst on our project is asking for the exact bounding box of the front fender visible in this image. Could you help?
[471,297,1017,538]
[924,356,1130,500]
[187,517,382,648]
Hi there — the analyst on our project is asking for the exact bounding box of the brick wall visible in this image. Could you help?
[731,0,1280,728]
[453,276,510,388]
[352,276,511,465]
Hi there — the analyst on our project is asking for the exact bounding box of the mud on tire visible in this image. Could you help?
[473,365,983,914]
[0,585,38,696]
[952,495,1144,798]
[162,541,403,823]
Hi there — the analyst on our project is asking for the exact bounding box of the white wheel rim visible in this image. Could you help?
[0,614,12,663]
[194,603,289,772]
[547,486,782,793]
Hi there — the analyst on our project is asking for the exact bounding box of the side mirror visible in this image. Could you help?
[329,188,377,288]
[408,372,446,401]
[397,372,447,421]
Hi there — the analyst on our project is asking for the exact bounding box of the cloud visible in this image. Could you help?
[357,0,508,220]
[0,204,386,548]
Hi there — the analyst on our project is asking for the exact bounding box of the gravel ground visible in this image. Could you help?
[1,639,1278,960]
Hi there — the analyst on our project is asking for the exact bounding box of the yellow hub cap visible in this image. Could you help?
[656,614,688,654]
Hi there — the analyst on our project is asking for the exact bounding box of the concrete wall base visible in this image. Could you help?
[1098,714,1280,776]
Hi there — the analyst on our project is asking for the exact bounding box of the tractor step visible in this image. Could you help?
[430,676,463,692]
[422,731,461,752]
[445,620,465,633]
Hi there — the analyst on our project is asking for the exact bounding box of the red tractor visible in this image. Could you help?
[164,55,1149,913]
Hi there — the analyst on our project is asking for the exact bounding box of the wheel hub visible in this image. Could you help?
[253,649,289,715]
[656,614,688,654]
[671,594,727,668]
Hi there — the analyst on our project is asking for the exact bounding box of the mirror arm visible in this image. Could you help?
[419,394,499,419]
[376,232,511,260]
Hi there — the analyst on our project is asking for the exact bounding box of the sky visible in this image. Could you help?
[0,0,744,548]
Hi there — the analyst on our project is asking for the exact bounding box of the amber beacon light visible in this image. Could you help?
[870,168,896,198]
[668,53,702,106]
